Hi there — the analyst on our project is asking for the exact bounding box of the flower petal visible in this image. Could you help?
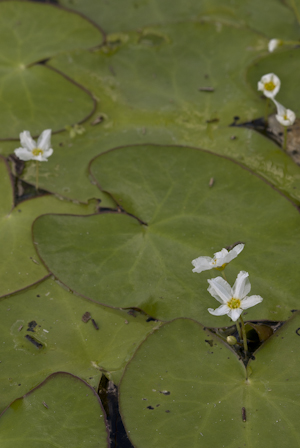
[43,148,54,159]
[20,131,36,151]
[14,147,33,161]
[208,304,229,316]
[232,271,250,299]
[241,295,263,310]
[228,308,243,321]
[192,256,213,273]
[37,129,52,150]
[208,277,232,303]
[222,243,244,264]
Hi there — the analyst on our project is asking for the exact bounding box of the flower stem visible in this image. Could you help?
[36,160,39,191]
[239,315,248,355]
[221,270,228,282]
[236,322,242,339]
[264,98,269,127]
[283,126,287,151]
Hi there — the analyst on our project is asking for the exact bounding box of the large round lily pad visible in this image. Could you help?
[0,372,109,448]
[0,276,159,412]
[33,144,300,325]
[119,315,300,447]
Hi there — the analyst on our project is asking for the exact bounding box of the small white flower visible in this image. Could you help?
[273,99,296,126]
[207,271,263,322]
[192,244,244,274]
[258,73,281,98]
[14,129,53,162]
[268,39,282,52]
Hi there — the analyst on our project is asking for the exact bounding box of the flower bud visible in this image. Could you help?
[226,335,237,345]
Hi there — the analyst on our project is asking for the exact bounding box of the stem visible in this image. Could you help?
[239,315,248,355]
[221,270,228,282]
[36,160,39,191]
[264,98,269,127]
[283,126,287,151]
[236,322,242,339]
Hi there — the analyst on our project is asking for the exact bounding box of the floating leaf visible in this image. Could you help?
[119,314,300,447]
[0,1,103,138]
[0,156,98,297]
[33,145,300,325]
[0,372,109,448]
[59,0,299,39]
[0,276,159,412]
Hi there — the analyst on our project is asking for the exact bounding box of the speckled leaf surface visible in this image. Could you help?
[0,277,159,412]
[0,1,103,138]
[33,145,300,325]
[120,315,300,447]
[0,372,109,448]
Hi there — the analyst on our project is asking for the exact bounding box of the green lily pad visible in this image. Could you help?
[0,1,103,138]
[0,156,99,298]
[59,0,299,40]
[33,145,300,325]
[0,276,159,412]
[119,315,300,448]
[50,22,265,125]
[43,22,300,204]
[0,372,109,448]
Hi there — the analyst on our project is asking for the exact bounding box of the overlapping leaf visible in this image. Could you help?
[0,372,109,447]
[0,156,97,297]
[0,276,159,412]
[119,314,300,448]
[33,145,300,325]
[40,22,300,204]
[0,1,103,138]
[59,0,299,39]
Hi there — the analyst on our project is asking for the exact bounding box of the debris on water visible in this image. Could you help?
[82,312,91,323]
[27,321,38,332]
[25,334,43,349]
[91,318,99,330]
[209,177,214,187]
[198,86,214,92]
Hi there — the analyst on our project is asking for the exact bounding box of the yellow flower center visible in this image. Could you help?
[264,81,276,91]
[32,148,44,156]
[227,298,241,309]
[215,263,227,271]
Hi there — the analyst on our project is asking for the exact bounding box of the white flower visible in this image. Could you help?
[14,129,53,162]
[268,39,282,52]
[273,99,296,126]
[207,271,263,322]
[257,73,281,98]
[192,243,244,273]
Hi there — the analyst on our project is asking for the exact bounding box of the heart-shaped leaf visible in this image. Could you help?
[119,314,300,447]
[33,145,300,325]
